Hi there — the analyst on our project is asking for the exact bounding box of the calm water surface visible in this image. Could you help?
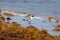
[0,0,60,17]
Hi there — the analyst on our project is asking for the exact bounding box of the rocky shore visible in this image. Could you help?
[0,9,60,40]
[0,16,60,40]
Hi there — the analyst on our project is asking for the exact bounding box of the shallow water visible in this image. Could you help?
[0,0,60,36]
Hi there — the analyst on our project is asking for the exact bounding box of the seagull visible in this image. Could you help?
[21,14,34,25]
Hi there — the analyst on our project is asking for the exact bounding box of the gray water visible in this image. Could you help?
[0,0,60,17]
[0,0,60,36]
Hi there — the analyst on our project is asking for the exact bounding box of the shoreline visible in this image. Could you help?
[1,10,60,23]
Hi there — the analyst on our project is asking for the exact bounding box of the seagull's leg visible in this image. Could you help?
[29,21,31,25]
[27,21,31,26]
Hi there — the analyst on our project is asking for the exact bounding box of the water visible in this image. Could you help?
[0,0,60,17]
[0,0,60,36]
